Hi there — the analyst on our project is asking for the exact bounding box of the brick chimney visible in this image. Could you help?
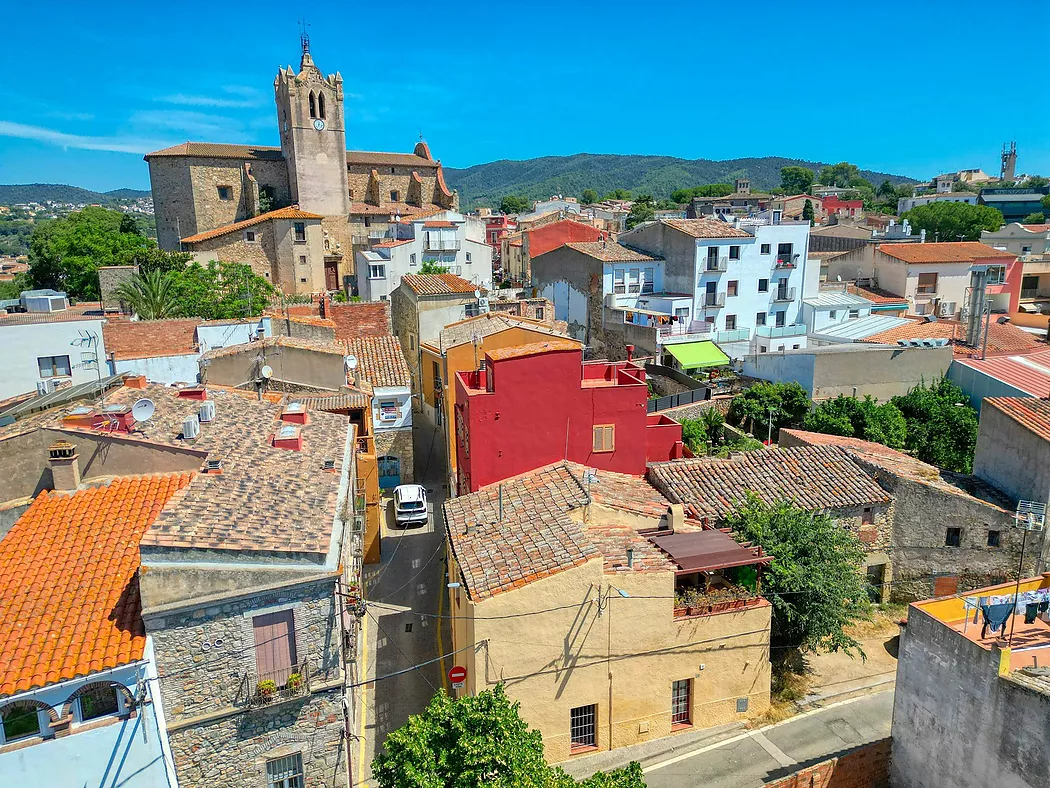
[48,441,80,491]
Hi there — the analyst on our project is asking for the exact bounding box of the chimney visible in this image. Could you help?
[666,503,685,532]
[625,344,634,362]
[48,441,80,491]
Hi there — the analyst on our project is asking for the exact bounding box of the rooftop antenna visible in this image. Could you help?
[1007,501,1046,646]
[298,18,310,54]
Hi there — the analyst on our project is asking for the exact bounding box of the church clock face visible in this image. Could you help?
[313,119,326,131]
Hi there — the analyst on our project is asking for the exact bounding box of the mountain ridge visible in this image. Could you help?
[0,184,151,205]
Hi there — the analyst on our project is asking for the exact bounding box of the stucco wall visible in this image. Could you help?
[454,556,770,763]
[0,318,107,400]
[114,354,200,386]
[206,346,345,392]
[973,404,1050,507]
[891,605,1050,788]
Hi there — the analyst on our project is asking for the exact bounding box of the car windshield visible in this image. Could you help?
[398,500,424,510]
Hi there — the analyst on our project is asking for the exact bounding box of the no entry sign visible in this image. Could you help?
[448,665,467,687]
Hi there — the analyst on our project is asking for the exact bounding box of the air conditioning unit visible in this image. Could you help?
[182,415,201,440]
[938,301,956,317]
[36,380,50,396]
[199,400,216,423]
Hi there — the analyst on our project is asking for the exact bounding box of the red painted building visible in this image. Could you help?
[823,197,864,218]
[453,340,687,493]
[485,214,517,273]
[526,217,603,258]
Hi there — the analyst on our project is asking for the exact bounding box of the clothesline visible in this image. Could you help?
[963,587,1050,614]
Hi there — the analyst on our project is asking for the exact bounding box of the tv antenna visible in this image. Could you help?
[298,19,310,53]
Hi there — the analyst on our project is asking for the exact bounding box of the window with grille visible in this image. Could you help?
[570,704,596,749]
[592,425,615,453]
[628,268,640,294]
[671,679,692,726]
[266,753,304,788]
[1,706,41,742]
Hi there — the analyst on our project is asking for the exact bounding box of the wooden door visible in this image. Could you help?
[324,260,339,291]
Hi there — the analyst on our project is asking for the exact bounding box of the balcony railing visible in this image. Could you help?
[714,328,750,342]
[774,255,798,269]
[1021,288,1040,299]
[242,661,310,708]
[703,257,728,273]
[915,286,937,297]
[351,235,370,245]
[425,238,461,252]
[772,286,797,302]
[674,585,762,619]
[755,323,807,338]
[702,292,725,308]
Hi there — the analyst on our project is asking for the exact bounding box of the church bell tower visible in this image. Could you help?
[274,34,351,216]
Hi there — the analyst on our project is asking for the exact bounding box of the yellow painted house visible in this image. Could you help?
[419,312,575,487]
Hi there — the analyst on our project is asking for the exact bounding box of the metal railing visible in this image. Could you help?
[647,387,710,413]
[425,238,461,251]
[702,292,726,308]
[774,255,797,269]
[242,661,310,708]
[755,324,807,338]
[772,286,797,302]
[703,257,728,273]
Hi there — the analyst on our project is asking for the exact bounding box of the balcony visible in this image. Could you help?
[714,328,749,343]
[242,661,310,708]
[658,320,714,345]
[774,254,798,269]
[425,238,461,252]
[351,235,370,245]
[674,585,764,619]
[702,292,725,309]
[755,323,807,338]
[702,257,728,274]
[772,286,797,302]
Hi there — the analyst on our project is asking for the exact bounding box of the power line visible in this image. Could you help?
[366,610,438,693]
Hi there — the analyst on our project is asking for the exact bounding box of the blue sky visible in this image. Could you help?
[2,0,1048,191]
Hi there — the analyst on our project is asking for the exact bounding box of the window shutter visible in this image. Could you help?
[254,610,296,678]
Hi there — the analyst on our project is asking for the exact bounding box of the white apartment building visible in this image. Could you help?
[897,191,979,214]
[355,212,493,301]
[619,216,818,357]
[0,310,108,401]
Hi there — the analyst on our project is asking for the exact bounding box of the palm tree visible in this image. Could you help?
[114,268,179,319]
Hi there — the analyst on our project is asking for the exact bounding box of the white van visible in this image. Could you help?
[393,484,428,527]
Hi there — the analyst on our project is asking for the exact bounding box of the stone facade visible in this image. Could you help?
[374,427,414,484]
[145,577,348,788]
[764,739,891,788]
[97,265,138,313]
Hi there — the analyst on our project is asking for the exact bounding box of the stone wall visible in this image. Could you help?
[375,427,414,484]
[188,220,277,283]
[271,315,338,343]
[764,739,891,788]
[97,265,137,312]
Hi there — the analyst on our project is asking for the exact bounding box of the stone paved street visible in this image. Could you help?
[353,416,450,786]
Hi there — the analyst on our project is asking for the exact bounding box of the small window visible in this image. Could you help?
[628,268,640,294]
[759,345,767,353]
[293,222,306,243]
[986,266,1006,285]
[38,355,71,378]
[613,269,625,294]
[757,278,769,293]
[775,311,786,328]
[792,344,800,349]
[535,306,544,320]
[756,312,766,326]
[862,507,874,525]
[390,190,400,202]
[671,679,692,726]
[364,217,371,228]
[298,255,307,267]
[217,185,232,201]
[1022,245,1032,254]
[725,314,737,330]
[299,277,307,283]
[592,425,615,453]
[829,310,837,320]
[2,706,42,742]
[244,230,257,243]
[432,361,442,386]
[309,91,317,118]
[570,704,597,750]
[727,280,738,297]
[945,527,962,547]
[729,245,741,260]
[410,253,417,266]
[266,753,305,788]
[848,309,860,319]
[369,264,386,279]
[466,251,472,263]
[318,92,326,119]
[78,685,120,721]
[987,530,1001,548]
[760,243,771,255]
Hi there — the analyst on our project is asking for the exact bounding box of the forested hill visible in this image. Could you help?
[0,184,150,204]
[443,153,915,208]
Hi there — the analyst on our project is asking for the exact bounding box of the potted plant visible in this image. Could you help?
[286,673,304,692]
[256,679,278,701]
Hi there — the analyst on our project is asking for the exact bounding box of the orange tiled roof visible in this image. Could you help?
[327,301,391,341]
[847,284,908,305]
[0,473,194,697]
[401,273,479,296]
[487,339,581,362]
[876,242,1015,263]
[180,206,323,244]
[983,398,1050,444]
[372,239,413,248]
[104,318,200,360]
[564,241,658,262]
[144,142,437,168]
[661,218,753,239]
[861,318,1042,357]
[347,335,411,388]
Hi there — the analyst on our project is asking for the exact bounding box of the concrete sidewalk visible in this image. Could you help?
[562,689,894,788]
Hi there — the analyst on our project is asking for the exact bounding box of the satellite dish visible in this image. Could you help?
[345,355,358,371]
[131,398,155,423]
[260,365,274,380]
[474,289,481,299]
[836,275,842,282]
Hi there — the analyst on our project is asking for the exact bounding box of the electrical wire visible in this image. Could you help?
[366,610,438,692]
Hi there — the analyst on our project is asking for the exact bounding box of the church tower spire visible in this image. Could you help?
[274,38,350,217]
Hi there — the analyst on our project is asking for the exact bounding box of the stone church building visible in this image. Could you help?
[146,40,458,295]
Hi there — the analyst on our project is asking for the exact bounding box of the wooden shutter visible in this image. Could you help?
[593,425,615,452]
[254,610,296,679]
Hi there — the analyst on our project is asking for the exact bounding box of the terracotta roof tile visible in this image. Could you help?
[181,206,323,244]
[145,142,437,168]
[0,472,194,697]
[661,218,753,239]
[861,318,1043,357]
[486,339,581,362]
[201,334,346,360]
[983,397,1050,444]
[437,312,570,352]
[647,446,890,520]
[564,241,658,262]
[347,335,411,388]
[104,319,200,360]
[847,284,908,305]
[876,242,1015,264]
[327,301,391,341]
[401,273,479,296]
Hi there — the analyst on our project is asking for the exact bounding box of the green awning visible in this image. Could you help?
[665,340,729,370]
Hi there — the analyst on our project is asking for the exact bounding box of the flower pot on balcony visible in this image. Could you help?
[256,679,278,701]
[286,673,304,692]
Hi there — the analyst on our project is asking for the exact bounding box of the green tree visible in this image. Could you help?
[28,206,153,298]
[817,162,862,187]
[780,166,814,195]
[725,494,870,655]
[1025,176,1048,188]
[670,184,733,204]
[727,382,810,440]
[625,194,656,230]
[680,418,709,453]
[891,378,978,472]
[602,188,633,201]
[702,407,725,445]
[801,199,815,223]
[121,246,193,275]
[1022,212,1046,224]
[804,395,907,449]
[114,269,179,319]
[500,195,531,214]
[167,261,275,320]
[581,189,598,204]
[900,201,1004,241]
[951,180,973,193]
[373,685,645,788]
[419,260,451,274]
[1043,194,1050,213]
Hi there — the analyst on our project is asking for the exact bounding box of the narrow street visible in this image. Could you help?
[354,416,451,786]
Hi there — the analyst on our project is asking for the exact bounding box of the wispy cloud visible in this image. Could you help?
[128,109,245,139]
[156,84,267,109]
[0,120,164,154]
[46,110,95,122]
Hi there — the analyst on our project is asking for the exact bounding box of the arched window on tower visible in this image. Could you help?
[318,92,326,119]
[309,92,317,119]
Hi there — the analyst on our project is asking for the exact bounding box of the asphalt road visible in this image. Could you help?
[353,417,450,786]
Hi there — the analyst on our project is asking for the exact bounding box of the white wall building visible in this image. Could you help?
[801,290,875,333]
[897,191,979,214]
[356,212,493,302]
[0,314,108,401]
